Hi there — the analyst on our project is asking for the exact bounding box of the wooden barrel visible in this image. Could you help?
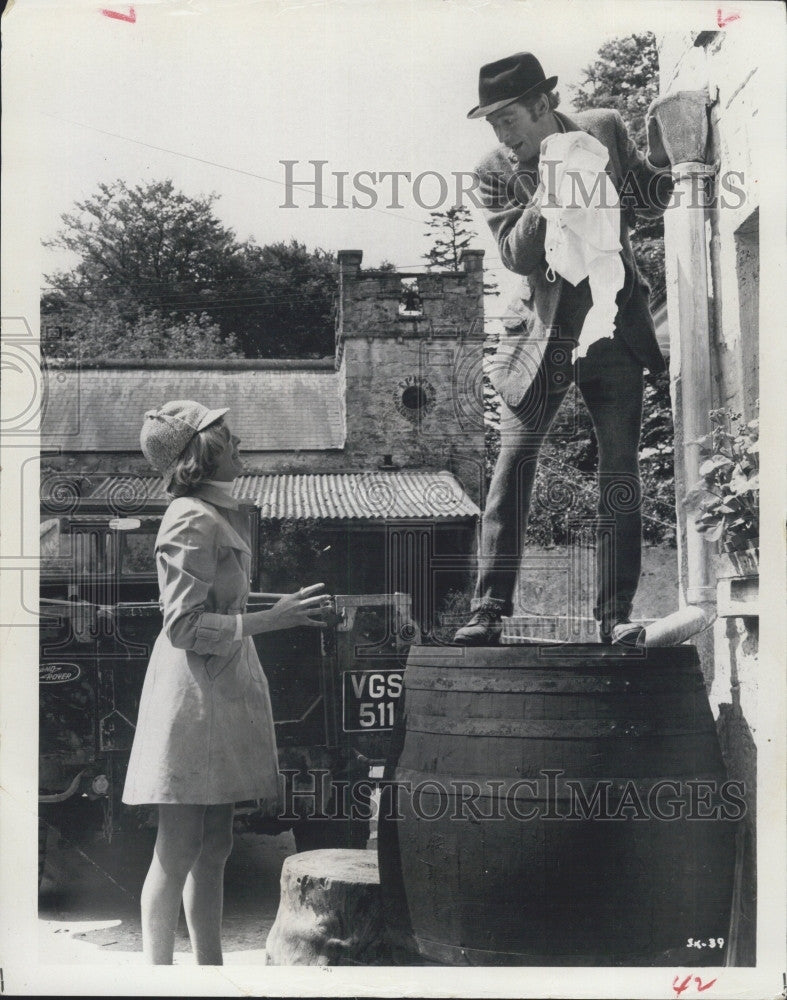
[378,645,738,966]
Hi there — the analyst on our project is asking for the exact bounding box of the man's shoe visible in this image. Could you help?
[599,617,644,647]
[612,620,644,646]
[453,602,504,646]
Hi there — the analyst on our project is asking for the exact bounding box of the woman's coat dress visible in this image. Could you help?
[123,484,281,806]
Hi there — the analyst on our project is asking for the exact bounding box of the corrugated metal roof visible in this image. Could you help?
[41,368,345,452]
[244,471,479,520]
[85,472,479,521]
[61,476,168,508]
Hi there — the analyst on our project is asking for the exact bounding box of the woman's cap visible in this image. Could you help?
[140,400,229,481]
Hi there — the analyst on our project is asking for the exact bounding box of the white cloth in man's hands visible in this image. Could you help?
[538,130,625,360]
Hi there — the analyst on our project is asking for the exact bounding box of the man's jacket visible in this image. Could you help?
[476,108,672,408]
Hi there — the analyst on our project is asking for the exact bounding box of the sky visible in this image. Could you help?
[3,0,705,312]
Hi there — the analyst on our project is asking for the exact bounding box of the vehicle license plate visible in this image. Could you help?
[342,670,404,731]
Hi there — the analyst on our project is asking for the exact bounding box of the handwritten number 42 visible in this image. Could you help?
[673,976,718,996]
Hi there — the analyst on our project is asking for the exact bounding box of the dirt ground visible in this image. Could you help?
[38,824,299,965]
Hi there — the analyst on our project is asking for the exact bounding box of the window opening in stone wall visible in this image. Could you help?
[399,278,423,317]
[401,384,429,411]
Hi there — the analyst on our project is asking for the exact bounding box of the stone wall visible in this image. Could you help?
[336,249,487,506]
[40,450,351,478]
[658,30,760,419]
[712,590,758,966]
[657,28,761,965]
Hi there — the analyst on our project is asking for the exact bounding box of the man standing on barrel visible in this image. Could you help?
[453,52,674,646]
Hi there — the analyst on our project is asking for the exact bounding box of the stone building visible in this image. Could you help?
[40,251,486,627]
[335,248,488,506]
[654,27,763,964]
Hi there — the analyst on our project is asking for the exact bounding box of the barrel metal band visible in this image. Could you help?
[392,766,729,796]
[404,667,706,695]
[404,713,719,739]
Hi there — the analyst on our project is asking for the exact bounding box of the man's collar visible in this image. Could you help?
[555,110,580,133]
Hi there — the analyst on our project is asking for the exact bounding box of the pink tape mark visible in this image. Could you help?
[716,9,741,27]
[101,6,136,22]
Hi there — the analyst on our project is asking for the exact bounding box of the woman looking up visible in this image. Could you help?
[123,399,329,964]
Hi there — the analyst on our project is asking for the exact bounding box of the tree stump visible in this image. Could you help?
[265,848,390,965]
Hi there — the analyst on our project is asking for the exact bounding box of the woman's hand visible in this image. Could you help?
[243,583,331,636]
[268,584,330,630]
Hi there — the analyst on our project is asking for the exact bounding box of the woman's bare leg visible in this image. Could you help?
[182,804,234,965]
[141,804,205,964]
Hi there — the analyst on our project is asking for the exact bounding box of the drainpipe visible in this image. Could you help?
[637,91,718,647]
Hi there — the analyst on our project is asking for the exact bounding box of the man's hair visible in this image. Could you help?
[518,89,560,121]
[167,420,230,497]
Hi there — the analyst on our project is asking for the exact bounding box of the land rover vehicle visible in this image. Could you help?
[39,492,414,883]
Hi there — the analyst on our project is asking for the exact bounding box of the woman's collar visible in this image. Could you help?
[204,479,235,494]
[191,481,240,509]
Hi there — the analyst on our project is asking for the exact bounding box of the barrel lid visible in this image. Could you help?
[406,644,700,671]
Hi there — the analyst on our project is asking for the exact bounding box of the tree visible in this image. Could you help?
[571,33,659,150]
[43,180,244,323]
[227,240,337,359]
[422,207,476,271]
[423,206,499,301]
[42,180,338,360]
[570,32,665,300]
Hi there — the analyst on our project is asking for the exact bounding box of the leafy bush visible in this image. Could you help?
[482,373,676,547]
[434,587,473,644]
[44,305,242,361]
[686,408,759,551]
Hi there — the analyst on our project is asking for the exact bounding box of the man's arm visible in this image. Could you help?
[476,159,547,276]
[613,110,674,222]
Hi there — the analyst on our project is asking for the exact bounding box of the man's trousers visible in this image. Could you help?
[473,334,645,624]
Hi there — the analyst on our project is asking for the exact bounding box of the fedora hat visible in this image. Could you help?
[467,52,558,119]
[140,399,228,485]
